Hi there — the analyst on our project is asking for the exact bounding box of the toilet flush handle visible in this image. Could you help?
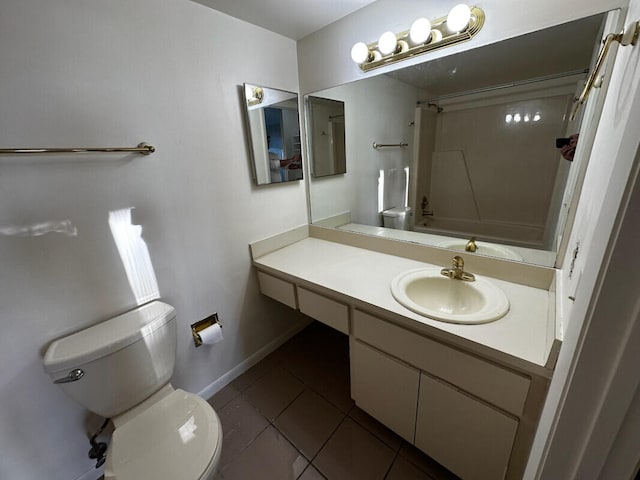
[53,368,84,384]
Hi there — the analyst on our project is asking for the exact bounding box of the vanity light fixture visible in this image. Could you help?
[351,4,485,72]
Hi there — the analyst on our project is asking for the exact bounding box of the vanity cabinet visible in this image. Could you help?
[257,271,349,334]
[350,308,547,480]
[257,271,297,309]
[255,265,554,480]
[298,287,349,334]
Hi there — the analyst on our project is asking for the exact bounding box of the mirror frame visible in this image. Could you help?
[242,83,303,186]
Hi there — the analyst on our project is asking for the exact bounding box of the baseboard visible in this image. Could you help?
[197,319,313,401]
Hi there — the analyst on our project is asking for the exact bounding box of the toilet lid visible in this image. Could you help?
[105,389,221,480]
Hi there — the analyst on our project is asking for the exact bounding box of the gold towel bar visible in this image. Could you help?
[0,142,155,156]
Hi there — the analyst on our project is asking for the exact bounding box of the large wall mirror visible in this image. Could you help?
[243,83,303,186]
[306,12,620,267]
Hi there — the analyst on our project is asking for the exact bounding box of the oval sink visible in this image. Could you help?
[390,268,509,324]
[438,240,522,261]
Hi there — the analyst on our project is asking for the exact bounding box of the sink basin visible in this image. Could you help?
[390,268,509,324]
[438,240,523,261]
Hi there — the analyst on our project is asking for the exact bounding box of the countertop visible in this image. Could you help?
[253,237,555,369]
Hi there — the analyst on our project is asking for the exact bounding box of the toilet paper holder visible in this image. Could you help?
[191,313,221,347]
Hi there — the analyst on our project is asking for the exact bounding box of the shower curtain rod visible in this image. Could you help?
[417,68,588,106]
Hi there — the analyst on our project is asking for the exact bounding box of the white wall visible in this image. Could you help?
[0,1,308,479]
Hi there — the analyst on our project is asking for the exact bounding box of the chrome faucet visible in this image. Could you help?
[441,256,475,282]
[465,237,477,252]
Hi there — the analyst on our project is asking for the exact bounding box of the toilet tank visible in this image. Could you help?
[43,301,177,418]
[382,207,412,230]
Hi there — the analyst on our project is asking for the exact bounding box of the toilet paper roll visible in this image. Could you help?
[198,323,224,345]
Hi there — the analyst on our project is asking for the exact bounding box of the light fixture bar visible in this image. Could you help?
[355,6,485,72]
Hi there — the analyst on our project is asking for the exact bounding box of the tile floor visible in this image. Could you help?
[209,321,460,480]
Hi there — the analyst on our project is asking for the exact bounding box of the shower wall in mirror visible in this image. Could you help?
[306,13,611,267]
[243,84,303,186]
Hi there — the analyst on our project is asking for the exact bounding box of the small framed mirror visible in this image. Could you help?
[243,83,303,186]
[306,96,346,177]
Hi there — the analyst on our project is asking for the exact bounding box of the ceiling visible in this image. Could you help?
[191,0,377,40]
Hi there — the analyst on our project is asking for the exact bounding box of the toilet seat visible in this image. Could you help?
[104,389,222,480]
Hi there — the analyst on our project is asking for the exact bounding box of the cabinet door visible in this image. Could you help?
[350,340,420,442]
[415,374,518,480]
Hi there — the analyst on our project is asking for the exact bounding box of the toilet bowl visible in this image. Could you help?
[43,301,222,480]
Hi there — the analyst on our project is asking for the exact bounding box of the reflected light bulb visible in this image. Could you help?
[410,18,432,44]
[447,4,471,32]
[351,42,370,64]
[378,31,398,55]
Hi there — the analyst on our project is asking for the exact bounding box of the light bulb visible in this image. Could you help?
[378,31,398,55]
[350,42,370,64]
[410,17,432,44]
[505,114,513,123]
[533,113,541,122]
[514,113,522,123]
[524,114,530,122]
[447,4,471,32]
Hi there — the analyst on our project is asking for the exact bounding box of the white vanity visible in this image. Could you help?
[251,227,560,480]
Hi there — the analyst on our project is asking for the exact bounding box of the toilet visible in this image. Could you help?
[382,206,412,230]
[43,301,222,480]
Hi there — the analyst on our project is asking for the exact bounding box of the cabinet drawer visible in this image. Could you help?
[257,271,297,309]
[353,310,530,416]
[351,339,420,442]
[298,287,349,334]
[416,374,518,480]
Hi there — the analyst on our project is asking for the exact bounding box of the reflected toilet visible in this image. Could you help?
[382,206,412,230]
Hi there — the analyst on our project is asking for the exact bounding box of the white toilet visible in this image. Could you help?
[382,206,412,230]
[43,301,222,480]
